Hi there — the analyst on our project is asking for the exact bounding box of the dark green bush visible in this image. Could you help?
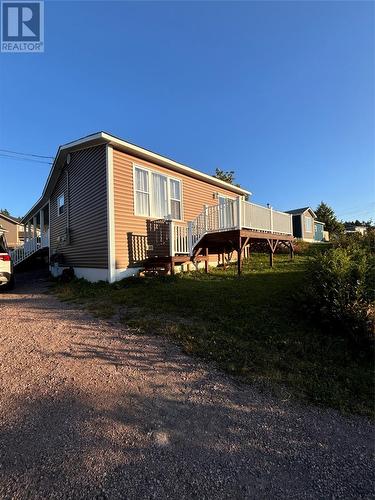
[292,240,331,256]
[331,228,375,254]
[293,240,312,255]
[302,244,374,351]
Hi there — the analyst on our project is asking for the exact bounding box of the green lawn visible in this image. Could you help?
[53,253,374,418]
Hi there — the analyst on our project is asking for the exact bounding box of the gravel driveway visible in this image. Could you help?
[0,271,373,499]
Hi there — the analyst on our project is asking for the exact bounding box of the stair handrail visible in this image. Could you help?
[10,230,49,266]
[187,198,239,255]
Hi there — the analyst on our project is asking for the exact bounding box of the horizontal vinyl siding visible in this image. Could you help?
[113,149,239,269]
[302,212,314,239]
[50,173,67,257]
[0,216,19,248]
[50,145,108,268]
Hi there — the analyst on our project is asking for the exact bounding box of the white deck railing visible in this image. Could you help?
[169,199,293,257]
[10,229,49,266]
[241,201,292,235]
[169,222,189,255]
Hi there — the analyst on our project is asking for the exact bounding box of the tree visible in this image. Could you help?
[344,219,373,228]
[213,168,236,184]
[315,202,344,235]
[213,168,249,200]
[0,209,10,217]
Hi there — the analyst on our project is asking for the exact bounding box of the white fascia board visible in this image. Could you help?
[303,208,317,219]
[22,131,251,222]
[101,132,251,196]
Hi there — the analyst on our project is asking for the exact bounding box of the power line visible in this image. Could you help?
[337,203,375,218]
[0,153,52,166]
[0,148,54,159]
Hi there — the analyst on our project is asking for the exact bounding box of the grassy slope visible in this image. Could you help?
[54,254,374,418]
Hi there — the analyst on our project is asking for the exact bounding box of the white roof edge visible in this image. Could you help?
[22,131,251,222]
[59,131,104,151]
[310,209,317,218]
[58,132,251,196]
[100,132,251,195]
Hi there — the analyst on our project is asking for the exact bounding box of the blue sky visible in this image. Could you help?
[0,0,374,221]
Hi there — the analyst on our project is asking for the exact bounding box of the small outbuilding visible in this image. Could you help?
[286,207,327,242]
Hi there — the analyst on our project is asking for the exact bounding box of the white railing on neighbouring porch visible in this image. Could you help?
[168,198,293,257]
[11,229,50,266]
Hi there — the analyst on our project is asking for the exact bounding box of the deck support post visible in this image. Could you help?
[267,238,279,268]
[289,241,294,260]
[237,244,242,276]
[222,252,226,270]
[204,248,209,273]
[237,235,250,276]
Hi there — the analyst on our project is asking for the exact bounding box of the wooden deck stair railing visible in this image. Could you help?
[168,198,293,258]
[10,230,50,266]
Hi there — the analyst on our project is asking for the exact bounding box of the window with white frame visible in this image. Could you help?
[57,194,65,216]
[169,178,181,219]
[151,172,168,218]
[134,168,150,216]
[134,166,182,219]
[304,215,312,232]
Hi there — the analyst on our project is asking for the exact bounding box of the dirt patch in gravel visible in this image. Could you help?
[0,271,374,499]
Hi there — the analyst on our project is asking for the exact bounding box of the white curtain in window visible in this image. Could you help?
[136,168,148,191]
[152,173,168,217]
[169,179,181,219]
[135,168,150,215]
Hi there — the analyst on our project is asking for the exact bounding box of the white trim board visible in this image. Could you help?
[106,145,116,283]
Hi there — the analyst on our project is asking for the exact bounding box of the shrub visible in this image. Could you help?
[60,267,75,283]
[332,228,375,254]
[292,240,331,256]
[302,246,374,351]
[293,240,312,255]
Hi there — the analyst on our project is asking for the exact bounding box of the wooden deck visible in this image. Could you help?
[142,198,295,275]
[190,229,294,275]
[144,228,294,275]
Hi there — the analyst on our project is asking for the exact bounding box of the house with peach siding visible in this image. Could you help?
[14,132,294,281]
[0,213,24,249]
